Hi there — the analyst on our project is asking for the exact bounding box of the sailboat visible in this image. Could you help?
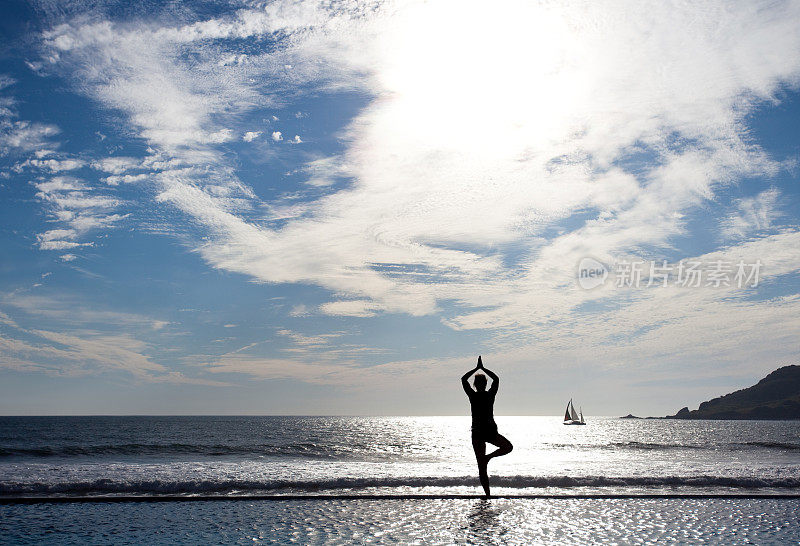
[563,399,586,425]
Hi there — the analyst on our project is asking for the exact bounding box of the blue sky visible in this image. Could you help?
[1,0,799,415]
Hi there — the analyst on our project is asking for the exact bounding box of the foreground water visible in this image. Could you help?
[2,498,799,544]
[1,416,798,497]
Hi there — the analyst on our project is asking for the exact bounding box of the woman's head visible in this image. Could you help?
[473,374,487,391]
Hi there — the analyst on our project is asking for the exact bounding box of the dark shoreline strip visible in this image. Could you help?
[2,494,799,504]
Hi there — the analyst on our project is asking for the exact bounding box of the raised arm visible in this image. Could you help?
[461,366,478,394]
[481,361,499,394]
[461,356,488,395]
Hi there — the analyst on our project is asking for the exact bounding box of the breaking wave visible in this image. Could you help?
[2,475,798,497]
[0,443,347,459]
[6,440,798,459]
[735,441,800,451]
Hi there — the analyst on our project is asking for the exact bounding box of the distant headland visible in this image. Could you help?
[620,365,800,420]
[663,365,800,420]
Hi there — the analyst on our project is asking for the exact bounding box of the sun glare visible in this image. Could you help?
[378,1,590,158]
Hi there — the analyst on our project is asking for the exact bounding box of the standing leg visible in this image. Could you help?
[472,435,490,498]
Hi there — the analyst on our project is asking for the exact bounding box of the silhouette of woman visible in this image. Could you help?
[461,356,513,498]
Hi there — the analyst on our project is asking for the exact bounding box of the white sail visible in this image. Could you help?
[569,400,579,421]
[564,399,587,424]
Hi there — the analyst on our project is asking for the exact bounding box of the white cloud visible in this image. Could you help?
[36,229,92,250]
[200,350,460,391]
[0,75,15,90]
[271,131,283,141]
[34,176,126,252]
[319,300,382,318]
[15,157,84,172]
[0,300,224,385]
[202,354,346,383]
[37,192,119,210]
[38,238,84,251]
[297,155,350,187]
[721,188,782,239]
[277,328,343,346]
[292,135,302,143]
[38,229,77,242]
[0,76,129,258]
[91,156,140,174]
[0,121,60,153]
[0,328,224,385]
[0,310,18,327]
[242,131,261,142]
[289,304,310,317]
[102,173,150,185]
[35,176,84,193]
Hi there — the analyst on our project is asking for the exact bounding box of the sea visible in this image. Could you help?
[1,416,799,543]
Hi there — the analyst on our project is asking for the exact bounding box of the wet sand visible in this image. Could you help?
[2,497,798,544]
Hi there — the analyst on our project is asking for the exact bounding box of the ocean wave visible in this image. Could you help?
[0,443,346,459]
[2,475,798,497]
[3,439,797,459]
[735,441,800,451]
[546,442,707,451]
[546,441,800,451]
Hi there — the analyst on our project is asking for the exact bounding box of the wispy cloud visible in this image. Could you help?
[0,75,135,258]
[721,188,782,239]
[0,121,60,154]
[33,176,127,251]
[0,294,226,385]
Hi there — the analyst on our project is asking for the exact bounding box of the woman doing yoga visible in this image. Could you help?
[461,355,513,497]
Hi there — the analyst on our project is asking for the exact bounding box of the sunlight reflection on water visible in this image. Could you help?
[1,416,798,497]
[3,498,799,544]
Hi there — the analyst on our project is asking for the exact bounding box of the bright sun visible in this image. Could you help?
[377,0,591,158]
